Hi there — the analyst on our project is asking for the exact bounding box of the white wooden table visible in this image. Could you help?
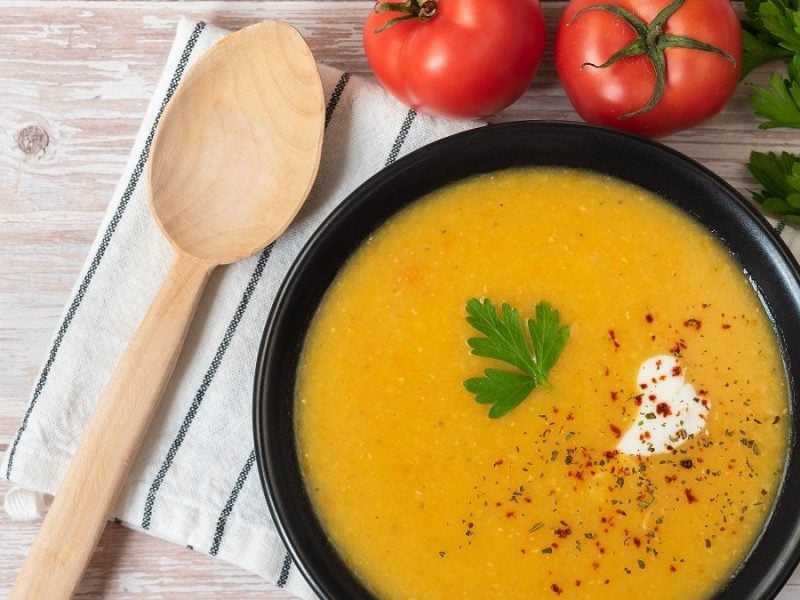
[2,1,800,597]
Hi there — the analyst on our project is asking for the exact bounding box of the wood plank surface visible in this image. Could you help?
[1,1,799,597]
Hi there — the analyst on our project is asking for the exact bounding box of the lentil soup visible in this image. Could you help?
[295,168,788,599]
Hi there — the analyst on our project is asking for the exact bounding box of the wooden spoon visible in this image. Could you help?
[11,21,324,599]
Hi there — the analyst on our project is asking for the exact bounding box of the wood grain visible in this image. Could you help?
[149,20,325,263]
[1,1,799,597]
[10,20,327,597]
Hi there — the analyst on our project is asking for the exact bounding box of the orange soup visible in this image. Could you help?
[296,168,788,599]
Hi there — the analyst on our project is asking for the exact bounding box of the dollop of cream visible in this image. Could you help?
[617,355,709,455]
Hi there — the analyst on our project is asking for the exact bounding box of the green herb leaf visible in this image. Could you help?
[466,299,536,376]
[747,149,800,220]
[528,302,570,378]
[742,0,798,76]
[464,299,570,418]
[751,55,800,127]
[758,0,800,53]
[743,28,794,77]
[464,370,537,419]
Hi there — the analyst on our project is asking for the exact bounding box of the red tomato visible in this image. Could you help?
[555,0,742,137]
[364,0,546,119]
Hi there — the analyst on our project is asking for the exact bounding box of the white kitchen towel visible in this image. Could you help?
[1,18,481,597]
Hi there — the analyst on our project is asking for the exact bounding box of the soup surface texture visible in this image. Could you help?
[296,168,788,599]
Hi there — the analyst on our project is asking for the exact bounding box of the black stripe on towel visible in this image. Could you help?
[277,552,292,588]
[209,449,257,556]
[141,244,273,529]
[385,109,417,167]
[144,72,354,533]
[325,72,351,128]
[4,21,207,480]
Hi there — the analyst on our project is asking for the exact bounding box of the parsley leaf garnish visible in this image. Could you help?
[464,299,569,419]
[464,369,537,418]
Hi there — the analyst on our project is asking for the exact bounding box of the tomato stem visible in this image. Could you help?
[570,4,647,36]
[373,0,437,33]
[649,0,685,30]
[418,1,437,19]
[570,0,737,120]
[646,26,663,49]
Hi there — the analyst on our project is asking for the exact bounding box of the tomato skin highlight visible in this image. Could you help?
[364,0,547,119]
[555,0,742,137]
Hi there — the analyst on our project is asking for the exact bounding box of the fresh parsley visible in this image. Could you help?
[743,28,794,78]
[750,54,800,127]
[747,150,800,222]
[463,299,569,419]
[752,0,800,52]
[743,0,800,218]
[742,0,800,77]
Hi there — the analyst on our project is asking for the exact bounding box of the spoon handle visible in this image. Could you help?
[11,252,214,600]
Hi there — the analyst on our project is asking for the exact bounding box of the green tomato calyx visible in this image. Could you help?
[374,0,438,33]
[570,0,737,120]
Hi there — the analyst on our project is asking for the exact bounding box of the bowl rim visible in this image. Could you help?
[254,120,800,600]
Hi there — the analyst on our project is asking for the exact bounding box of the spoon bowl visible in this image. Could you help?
[12,21,325,600]
[150,21,324,263]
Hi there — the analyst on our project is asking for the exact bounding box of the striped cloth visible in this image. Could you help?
[1,18,480,596]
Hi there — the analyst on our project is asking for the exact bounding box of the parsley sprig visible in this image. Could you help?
[463,299,569,419]
[742,0,798,77]
[748,150,800,222]
[743,0,800,219]
[750,54,800,127]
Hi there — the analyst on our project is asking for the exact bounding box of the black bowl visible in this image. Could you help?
[254,121,800,600]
